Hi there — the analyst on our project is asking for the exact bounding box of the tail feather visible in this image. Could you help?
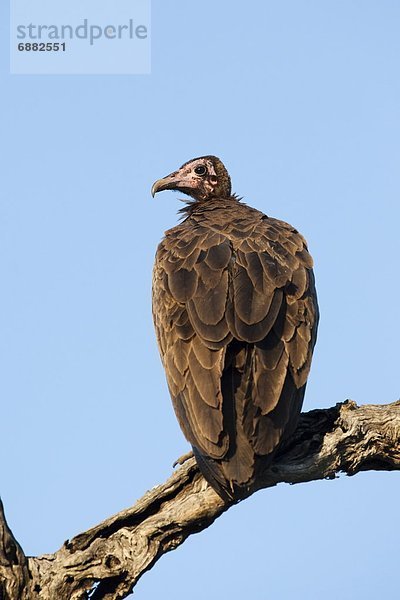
[192,340,305,502]
[192,446,236,502]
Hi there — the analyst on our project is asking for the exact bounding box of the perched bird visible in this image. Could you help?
[151,156,318,502]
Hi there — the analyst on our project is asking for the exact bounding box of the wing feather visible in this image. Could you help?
[152,205,318,498]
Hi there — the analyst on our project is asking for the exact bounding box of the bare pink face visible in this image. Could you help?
[151,155,231,201]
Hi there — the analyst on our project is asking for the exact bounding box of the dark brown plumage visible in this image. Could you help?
[151,156,319,502]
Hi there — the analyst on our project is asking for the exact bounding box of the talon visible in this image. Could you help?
[173,451,194,468]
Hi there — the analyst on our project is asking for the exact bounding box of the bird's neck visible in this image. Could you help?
[178,195,240,218]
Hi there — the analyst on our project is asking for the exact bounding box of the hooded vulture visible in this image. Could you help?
[151,156,318,502]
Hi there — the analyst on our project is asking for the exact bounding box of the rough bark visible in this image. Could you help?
[0,400,399,600]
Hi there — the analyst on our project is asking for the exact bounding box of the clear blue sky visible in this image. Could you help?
[1,2,399,599]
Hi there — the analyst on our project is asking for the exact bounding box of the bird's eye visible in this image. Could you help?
[194,165,207,176]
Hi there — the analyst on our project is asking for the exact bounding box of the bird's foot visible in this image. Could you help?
[173,451,194,468]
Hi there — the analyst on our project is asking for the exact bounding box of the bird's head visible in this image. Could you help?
[151,156,231,202]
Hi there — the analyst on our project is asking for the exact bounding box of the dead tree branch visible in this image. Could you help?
[1,400,399,600]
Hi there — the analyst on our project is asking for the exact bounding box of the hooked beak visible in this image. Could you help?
[151,172,181,197]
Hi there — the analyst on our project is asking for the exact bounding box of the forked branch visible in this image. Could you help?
[1,400,399,600]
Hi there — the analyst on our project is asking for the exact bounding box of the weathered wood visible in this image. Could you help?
[0,400,399,600]
[0,500,30,600]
